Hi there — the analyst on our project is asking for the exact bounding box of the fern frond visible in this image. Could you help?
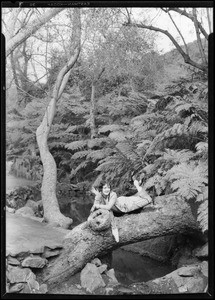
[162,149,194,164]
[98,124,122,134]
[87,137,108,149]
[109,131,127,142]
[71,150,90,160]
[197,200,208,233]
[175,103,192,114]
[87,149,114,162]
[189,121,208,135]
[65,140,88,151]
[70,160,89,177]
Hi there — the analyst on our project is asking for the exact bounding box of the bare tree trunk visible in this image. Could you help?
[38,195,199,287]
[89,82,96,138]
[36,8,81,229]
[193,8,207,66]
[6,8,65,57]
[89,67,105,139]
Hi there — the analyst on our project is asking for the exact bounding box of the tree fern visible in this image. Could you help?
[165,162,208,200]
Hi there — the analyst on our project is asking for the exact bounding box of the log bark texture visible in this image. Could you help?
[38,195,200,287]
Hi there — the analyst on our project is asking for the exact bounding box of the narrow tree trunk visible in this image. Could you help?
[89,82,96,138]
[36,8,81,229]
[38,195,200,286]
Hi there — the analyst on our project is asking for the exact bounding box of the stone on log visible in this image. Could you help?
[80,263,106,293]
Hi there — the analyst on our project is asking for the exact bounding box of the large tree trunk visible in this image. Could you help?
[38,195,200,287]
[36,8,81,229]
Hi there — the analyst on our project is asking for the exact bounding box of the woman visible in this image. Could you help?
[90,177,152,242]
[90,177,152,214]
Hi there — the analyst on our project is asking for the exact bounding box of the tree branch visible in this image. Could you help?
[168,8,209,40]
[124,22,207,72]
[6,8,65,56]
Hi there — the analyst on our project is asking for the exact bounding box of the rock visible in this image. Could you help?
[15,206,35,217]
[177,265,200,277]
[149,263,207,294]
[43,248,61,258]
[80,263,106,293]
[91,257,102,267]
[98,264,108,274]
[25,200,38,213]
[106,269,119,285]
[7,266,35,283]
[184,276,206,293]
[22,255,47,268]
[200,261,208,278]
[194,243,208,259]
[20,283,32,293]
[37,284,48,294]
[7,256,20,266]
[9,283,24,293]
[6,206,15,213]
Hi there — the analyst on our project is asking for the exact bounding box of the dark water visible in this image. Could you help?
[112,248,175,285]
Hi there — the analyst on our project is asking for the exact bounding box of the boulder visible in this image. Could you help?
[194,243,208,259]
[9,283,24,293]
[98,264,108,274]
[148,263,207,294]
[7,256,20,266]
[6,206,15,213]
[200,261,208,278]
[80,263,106,293]
[15,206,35,217]
[106,269,119,285]
[21,255,47,268]
[7,266,36,283]
[43,248,61,258]
[25,200,39,213]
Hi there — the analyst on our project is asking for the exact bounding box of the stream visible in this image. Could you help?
[6,168,175,287]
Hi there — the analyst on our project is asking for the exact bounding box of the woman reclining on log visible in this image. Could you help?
[90,176,152,215]
[89,176,152,242]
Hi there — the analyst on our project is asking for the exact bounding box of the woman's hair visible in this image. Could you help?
[97,180,111,192]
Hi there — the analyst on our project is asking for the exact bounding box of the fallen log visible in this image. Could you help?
[38,195,200,287]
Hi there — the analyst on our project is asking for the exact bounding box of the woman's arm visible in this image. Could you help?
[94,192,117,211]
[90,188,102,212]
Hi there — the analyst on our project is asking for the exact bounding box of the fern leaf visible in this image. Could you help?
[87,137,108,149]
[109,131,127,142]
[197,200,208,233]
[65,140,88,151]
[98,124,122,134]
[195,142,208,153]
[71,150,89,160]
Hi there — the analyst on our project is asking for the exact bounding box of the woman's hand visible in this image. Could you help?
[91,187,100,196]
